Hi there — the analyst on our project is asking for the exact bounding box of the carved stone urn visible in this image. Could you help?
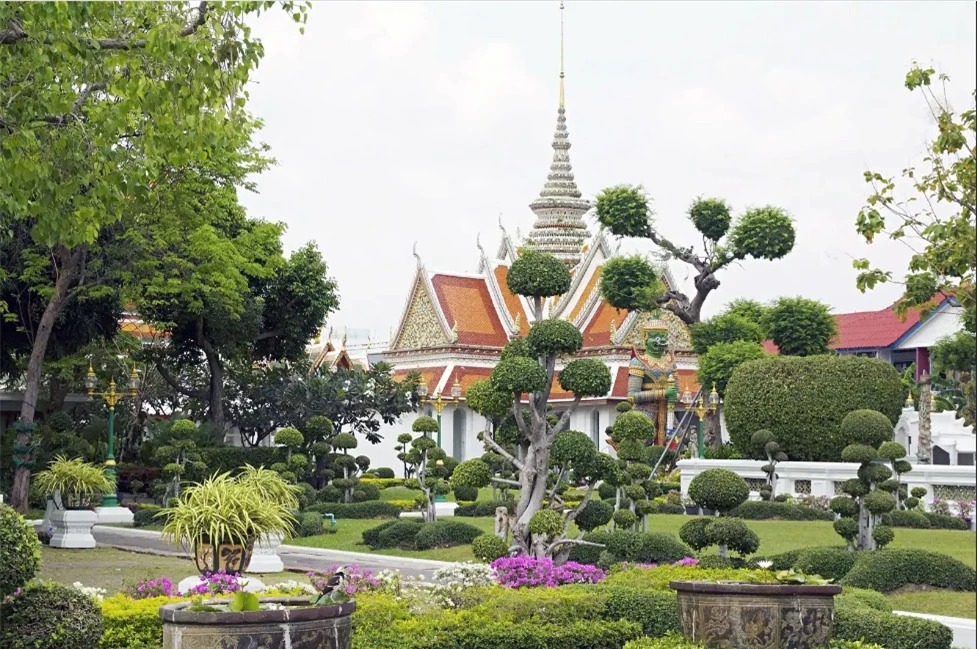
[671,581,842,649]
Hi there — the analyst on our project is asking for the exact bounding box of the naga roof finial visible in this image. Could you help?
[412,241,423,269]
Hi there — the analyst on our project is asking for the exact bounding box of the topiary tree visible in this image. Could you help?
[750,429,787,500]
[152,418,205,500]
[411,416,448,522]
[877,441,912,510]
[0,505,41,598]
[763,297,838,357]
[472,533,510,563]
[469,251,614,560]
[394,432,415,479]
[839,410,896,449]
[679,516,759,559]
[831,442,898,551]
[724,355,904,461]
[609,411,659,529]
[0,581,104,648]
[595,188,795,325]
[687,468,750,514]
[274,427,304,461]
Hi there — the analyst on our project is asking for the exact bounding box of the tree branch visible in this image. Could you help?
[648,228,710,273]
[544,537,606,555]
[155,361,208,400]
[483,432,525,472]
[553,395,582,435]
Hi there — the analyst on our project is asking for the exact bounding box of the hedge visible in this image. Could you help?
[454,500,515,517]
[0,504,41,597]
[840,548,977,593]
[304,501,402,519]
[923,512,970,530]
[791,546,857,581]
[729,501,834,521]
[600,588,680,637]
[0,581,104,649]
[882,510,931,529]
[133,505,162,528]
[724,355,903,461]
[835,587,891,613]
[834,605,953,649]
[98,595,182,649]
[414,520,484,550]
[359,477,408,489]
[197,447,284,472]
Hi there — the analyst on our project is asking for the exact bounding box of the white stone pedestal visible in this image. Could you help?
[246,533,285,573]
[49,509,97,548]
[95,506,135,525]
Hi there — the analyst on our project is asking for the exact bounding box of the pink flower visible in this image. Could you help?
[490,556,606,588]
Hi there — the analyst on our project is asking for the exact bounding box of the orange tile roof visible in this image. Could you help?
[581,301,628,348]
[392,366,446,394]
[568,266,603,323]
[675,369,701,396]
[492,266,530,336]
[120,320,162,340]
[610,366,631,398]
[443,366,495,397]
[431,274,509,347]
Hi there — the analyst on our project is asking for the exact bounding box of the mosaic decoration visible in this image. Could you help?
[394,280,451,350]
[622,309,693,351]
[933,484,977,501]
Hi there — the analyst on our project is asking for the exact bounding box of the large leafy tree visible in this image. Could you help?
[854,65,975,318]
[595,191,795,324]
[0,1,308,512]
[763,297,837,357]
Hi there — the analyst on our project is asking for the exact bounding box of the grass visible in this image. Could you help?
[379,486,508,503]
[887,589,976,619]
[38,546,296,595]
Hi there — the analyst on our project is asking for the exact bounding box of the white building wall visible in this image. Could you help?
[896,305,965,350]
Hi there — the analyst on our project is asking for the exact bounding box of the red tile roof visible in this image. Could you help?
[492,266,530,336]
[610,366,630,398]
[443,366,495,397]
[431,274,510,347]
[831,300,937,350]
[581,301,628,348]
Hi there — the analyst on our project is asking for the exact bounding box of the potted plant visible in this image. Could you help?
[671,570,842,649]
[160,468,297,575]
[240,465,300,573]
[160,569,355,649]
[34,456,113,549]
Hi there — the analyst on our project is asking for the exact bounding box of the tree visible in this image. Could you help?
[0,1,309,513]
[764,297,837,357]
[830,443,898,551]
[749,429,787,500]
[724,299,770,333]
[854,65,975,322]
[690,313,764,356]
[595,190,795,324]
[697,341,768,398]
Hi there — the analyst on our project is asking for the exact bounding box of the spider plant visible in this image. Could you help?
[34,456,114,509]
[160,472,297,548]
[237,464,300,511]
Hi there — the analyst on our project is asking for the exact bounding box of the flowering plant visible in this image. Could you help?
[672,557,700,567]
[956,500,975,520]
[258,580,316,596]
[930,499,952,516]
[71,582,107,602]
[308,564,379,596]
[185,571,244,596]
[797,495,832,512]
[123,577,175,600]
[490,556,606,588]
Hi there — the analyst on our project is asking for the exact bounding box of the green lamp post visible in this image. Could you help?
[86,359,141,507]
[682,385,720,459]
[417,377,463,502]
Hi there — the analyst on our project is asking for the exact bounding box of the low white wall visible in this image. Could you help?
[677,459,977,506]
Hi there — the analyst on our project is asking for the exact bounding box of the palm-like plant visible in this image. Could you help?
[160,472,297,549]
[237,464,300,511]
[34,456,114,509]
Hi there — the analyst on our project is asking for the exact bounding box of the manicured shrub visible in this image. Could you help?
[132,505,162,528]
[373,520,425,550]
[724,355,903,461]
[0,581,104,649]
[598,483,618,501]
[197,447,284,472]
[576,500,614,532]
[355,483,381,502]
[841,549,976,593]
[568,531,612,566]
[361,519,400,548]
[448,619,641,649]
[299,512,324,537]
[375,467,396,479]
[414,520,485,550]
[923,512,969,530]
[612,509,638,530]
[687,469,749,513]
[834,605,953,649]
[305,501,402,519]
[679,518,712,552]
[836,586,892,613]
[792,546,857,581]
[453,500,515,517]
[99,594,183,649]
[767,548,805,571]
[838,410,896,448]
[730,501,834,521]
[601,587,680,636]
[318,484,342,503]
[638,533,693,564]
[472,534,510,563]
[452,485,478,502]
[0,504,41,597]
[830,496,859,518]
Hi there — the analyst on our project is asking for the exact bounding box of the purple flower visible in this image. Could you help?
[123,577,174,600]
[184,571,243,596]
[671,557,700,567]
[490,556,606,588]
[308,564,380,596]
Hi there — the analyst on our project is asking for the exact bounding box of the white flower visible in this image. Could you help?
[72,582,106,602]
[756,560,773,570]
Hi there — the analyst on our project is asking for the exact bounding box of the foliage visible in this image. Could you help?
[33,455,114,509]
[465,380,513,424]
[415,520,485,550]
[729,501,833,521]
[600,256,663,312]
[506,250,572,298]
[841,548,976,593]
[299,512,325,537]
[454,500,516,518]
[763,297,837,356]
[704,518,760,556]
[839,410,896,449]
[528,319,583,356]
[472,534,510,563]
[305,501,403,519]
[0,581,104,649]
[595,185,796,324]
[160,472,296,549]
[724,355,903,461]
[853,65,975,328]
[697,341,767,398]
[273,427,304,449]
[687,469,749,513]
[451,459,493,489]
[690,313,764,356]
[0,505,41,598]
[491,556,606,588]
[133,505,162,528]
[834,605,953,649]
[792,546,857,581]
[559,358,613,397]
[576,500,615,532]
[98,594,181,649]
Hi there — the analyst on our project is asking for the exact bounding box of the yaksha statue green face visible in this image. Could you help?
[644,329,668,358]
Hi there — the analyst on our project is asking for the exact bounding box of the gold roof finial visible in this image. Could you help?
[559,1,565,108]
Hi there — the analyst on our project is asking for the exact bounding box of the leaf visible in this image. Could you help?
[228,590,260,612]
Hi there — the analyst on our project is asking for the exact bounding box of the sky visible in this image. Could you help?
[239,1,977,341]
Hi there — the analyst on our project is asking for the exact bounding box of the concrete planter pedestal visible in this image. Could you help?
[95,506,135,525]
[671,581,842,649]
[49,509,97,548]
[246,533,285,573]
[160,598,355,649]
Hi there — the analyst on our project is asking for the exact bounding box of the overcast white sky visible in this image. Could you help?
[239,1,977,340]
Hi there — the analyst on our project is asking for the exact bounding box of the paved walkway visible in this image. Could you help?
[89,526,454,578]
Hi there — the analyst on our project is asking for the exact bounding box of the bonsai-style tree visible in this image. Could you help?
[410,416,449,522]
[906,486,928,512]
[609,410,657,530]
[330,432,360,503]
[595,189,795,325]
[877,441,913,510]
[680,469,756,559]
[152,419,207,500]
[394,432,415,479]
[274,427,304,463]
[687,468,750,515]
[459,251,613,558]
[750,429,787,501]
[830,442,897,551]
[302,416,334,489]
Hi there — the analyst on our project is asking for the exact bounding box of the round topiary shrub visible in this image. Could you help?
[528,509,564,537]
[840,410,895,449]
[414,520,484,550]
[558,358,613,398]
[841,549,977,593]
[687,468,750,513]
[490,356,548,395]
[0,505,41,598]
[724,356,903,461]
[830,496,859,518]
[613,509,638,530]
[506,250,572,297]
[706,518,760,556]
[638,532,693,564]
[0,581,104,649]
[274,427,304,448]
[834,518,859,546]
[576,499,614,532]
[332,432,358,450]
[374,467,396,479]
[373,520,425,550]
[472,534,510,563]
[452,485,478,502]
[299,512,324,537]
[527,319,583,356]
[872,525,895,548]
[612,411,656,443]
[679,517,712,552]
[793,546,857,581]
[863,491,897,515]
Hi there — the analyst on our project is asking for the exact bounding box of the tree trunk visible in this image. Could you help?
[195,316,226,435]
[44,377,71,416]
[10,249,80,513]
[705,409,723,447]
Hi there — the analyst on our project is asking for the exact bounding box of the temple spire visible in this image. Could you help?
[524,0,591,269]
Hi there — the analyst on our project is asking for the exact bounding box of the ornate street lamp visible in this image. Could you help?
[86,359,141,508]
[694,384,720,459]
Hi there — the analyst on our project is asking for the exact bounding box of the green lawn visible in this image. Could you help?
[887,589,976,619]
[379,486,508,503]
[38,546,296,595]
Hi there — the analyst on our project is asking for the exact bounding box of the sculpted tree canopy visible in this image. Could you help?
[0,1,309,512]
[595,187,795,324]
[764,297,837,357]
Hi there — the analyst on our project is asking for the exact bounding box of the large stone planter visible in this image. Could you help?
[194,539,254,574]
[246,533,284,573]
[671,581,842,649]
[160,597,355,649]
[50,509,97,548]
